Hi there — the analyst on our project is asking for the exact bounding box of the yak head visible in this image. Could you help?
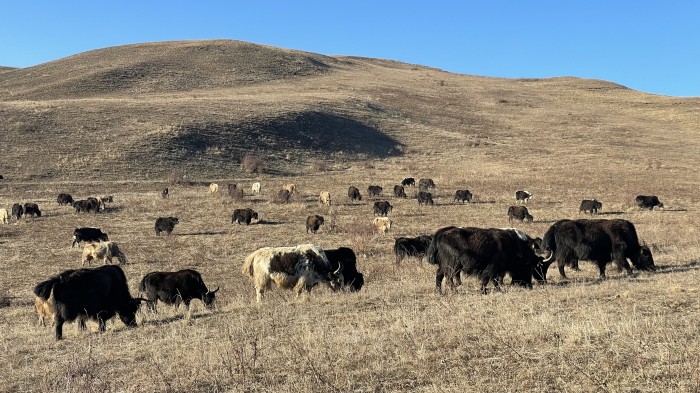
[119,298,149,327]
[202,287,220,309]
[635,245,656,271]
[327,263,344,291]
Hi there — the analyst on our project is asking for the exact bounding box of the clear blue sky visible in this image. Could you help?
[2,1,698,97]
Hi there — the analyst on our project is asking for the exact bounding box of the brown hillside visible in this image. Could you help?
[0,39,698,182]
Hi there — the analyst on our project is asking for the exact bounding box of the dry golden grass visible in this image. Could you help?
[0,40,699,392]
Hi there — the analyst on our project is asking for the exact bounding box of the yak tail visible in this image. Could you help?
[426,229,448,265]
[33,277,61,300]
[241,252,256,276]
[137,276,148,293]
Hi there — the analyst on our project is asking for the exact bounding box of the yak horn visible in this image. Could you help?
[542,250,555,263]
[135,297,150,303]
[211,287,220,294]
[333,263,343,275]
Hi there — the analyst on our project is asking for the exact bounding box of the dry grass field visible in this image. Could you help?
[0,40,699,392]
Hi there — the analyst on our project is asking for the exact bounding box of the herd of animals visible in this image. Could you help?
[0,176,666,340]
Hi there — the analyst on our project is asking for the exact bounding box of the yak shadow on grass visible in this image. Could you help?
[255,220,285,226]
[174,231,227,236]
[597,211,626,216]
[140,311,214,327]
[540,260,700,287]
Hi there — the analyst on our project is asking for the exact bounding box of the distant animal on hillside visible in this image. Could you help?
[418,178,436,190]
[138,269,219,313]
[276,189,292,203]
[348,186,362,201]
[393,185,407,198]
[372,217,392,234]
[417,191,434,206]
[635,195,664,210]
[11,203,23,219]
[100,195,114,203]
[367,185,383,197]
[251,182,261,194]
[324,247,364,291]
[306,215,325,234]
[155,217,179,236]
[241,244,344,302]
[86,197,105,212]
[57,193,75,206]
[0,208,8,224]
[162,187,169,199]
[401,178,416,187]
[319,191,331,206]
[209,183,219,194]
[579,199,603,214]
[73,199,99,214]
[81,242,128,266]
[282,183,297,194]
[72,227,109,248]
[539,218,656,281]
[394,235,433,264]
[23,203,41,218]
[232,208,259,225]
[515,190,532,203]
[373,201,393,216]
[33,265,145,340]
[508,206,533,222]
[453,189,473,204]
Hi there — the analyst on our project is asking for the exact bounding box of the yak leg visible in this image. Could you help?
[558,261,569,280]
[78,317,87,331]
[54,316,66,340]
[435,270,445,295]
[97,317,107,333]
[596,261,608,280]
[255,287,264,302]
[480,277,492,295]
[612,244,633,275]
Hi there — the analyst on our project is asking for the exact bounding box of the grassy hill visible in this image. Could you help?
[0,40,699,392]
[1,39,696,182]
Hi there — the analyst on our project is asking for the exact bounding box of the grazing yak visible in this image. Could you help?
[241,244,344,302]
[81,242,128,266]
[367,185,383,197]
[11,203,23,219]
[373,201,393,216]
[251,182,261,194]
[57,193,74,206]
[23,203,41,217]
[324,247,364,291]
[282,183,297,194]
[86,197,105,212]
[348,186,362,201]
[232,208,259,225]
[508,206,533,222]
[0,208,8,224]
[539,218,656,281]
[319,191,331,206]
[155,217,179,236]
[34,296,56,327]
[454,189,473,204]
[33,265,146,340]
[401,177,416,187]
[306,215,325,234]
[209,183,219,194]
[393,185,407,198]
[276,189,292,203]
[73,199,99,214]
[72,227,109,248]
[373,217,392,234]
[394,235,433,264]
[427,226,543,294]
[139,269,219,313]
[418,178,436,191]
[228,184,243,199]
[417,191,435,206]
[635,195,664,210]
[579,199,603,214]
[515,190,532,203]
[162,187,169,199]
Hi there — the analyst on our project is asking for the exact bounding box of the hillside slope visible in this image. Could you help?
[0,40,697,181]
